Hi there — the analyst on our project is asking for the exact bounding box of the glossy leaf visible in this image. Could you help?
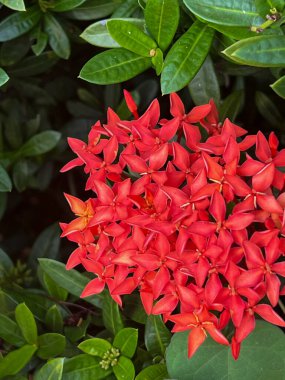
[189,55,220,105]
[271,74,285,98]
[62,354,113,379]
[145,0,180,51]
[15,303,38,344]
[151,48,163,75]
[219,90,244,122]
[65,318,90,343]
[64,0,123,20]
[43,272,68,301]
[0,36,30,66]
[7,52,59,77]
[135,364,169,380]
[184,0,263,27]
[80,48,151,85]
[166,321,285,380]
[113,328,138,358]
[0,67,9,86]
[12,159,29,192]
[37,333,66,359]
[145,315,171,356]
[31,29,48,56]
[0,6,41,42]
[255,90,283,128]
[223,35,285,67]
[0,314,25,346]
[0,0,25,11]
[0,165,12,192]
[34,357,64,380]
[112,0,138,17]
[20,131,61,157]
[0,248,13,271]
[0,345,37,379]
[44,14,70,59]
[78,338,112,357]
[102,293,124,335]
[39,258,103,307]
[107,20,157,57]
[113,356,135,380]
[81,18,145,48]
[255,0,285,17]
[123,294,147,324]
[45,305,64,332]
[161,21,214,94]
[52,0,86,12]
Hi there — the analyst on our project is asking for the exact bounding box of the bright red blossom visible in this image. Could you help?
[61,92,285,360]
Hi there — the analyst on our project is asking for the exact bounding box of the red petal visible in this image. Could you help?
[235,269,263,288]
[187,327,206,358]
[170,92,185,118]
[64,193,86,215]
[265,273,280,307]
[93,181,114,204]
[149,143,168,170]
[210,191,226,223]
[255,131,271,162]
[205,324,229,345]
[254,304,285,326]
[123,154,148,173]
[235,312,255,343]
[252,162,275,192]
[81,278,105,297]
[225,213,254,230]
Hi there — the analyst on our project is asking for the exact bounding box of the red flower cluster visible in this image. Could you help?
[61,91,285,359]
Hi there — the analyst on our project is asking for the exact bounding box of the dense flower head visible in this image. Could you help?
[61,91,285,359]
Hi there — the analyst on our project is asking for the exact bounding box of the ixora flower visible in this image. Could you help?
[61,91,285,360]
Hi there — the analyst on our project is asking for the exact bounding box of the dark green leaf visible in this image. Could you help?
[15,303,38,344]
[0,345,37,379]
[255,0,285,18]
[0,248,13,271]
[145,0,180,51]
[0,6,41,42]
[34,357,64,380]
[43,272,68,301]
[145,315,171,356]
[7,52,59,77]
[44,14,70,59]
[45,305,64,332]
[207,22,279,40]
[31,27,48,56]
[135,364,169,380]
[161,21,214,94]
[29,224,61,268]
[113,328,138,358]
[166,321,285,380]
[80,48,151,85]
[0,314,25,346]
[39,259,103,307]
[0,36,30,66]
[183,0,263,27]
[271,74,285,98]
[63,0,123,20]
[62,354,113,379]
[65,318,90,343]
[113,356,135,380]
[188,55,220,105]
[123,294,147,324]
[102,293,124,335]
[0,192,7,219]
[37,333,66,359]
[12,160,29,192]
[52,0,86,12]
[223,35,285,67]
[255,90,283,128]
[78,338,112,357]
[112,0,138,17]
[81,18,145,48]
[219,90,244,122]
[0,165,12,192]
[151,48,163,75]
[20,131,61,157]
[1,0,26,11]
[107,20,156,57]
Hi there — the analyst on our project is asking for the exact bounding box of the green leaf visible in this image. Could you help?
[44,14,70,59]
[62,354,113,379]
[152,48,163,75]
[15,303,38,344]
[102,293,124,335]
[7,52,59,77]
[31,26,48,56]
[166,321,285,380]
[65,318,90,343]
[80,48,151,85]
[271,74,285,98]
[29,223,61,268]
[219,90,244,122]
[37,333,66,359]
[135,364,169,380]
[107,20,157,57]
[0,345,37,379]
[0,165,12,192]
[38,258,102,307]
[45,305,64,332]
[0,248,13,271]
[113,328,138,358]
[255,90,283,128]
[0,6,41,42]
[188,55,220,105]
[123,294,147,324]
[0,314,25,346]
[20,131,61,157]
[0,192,7,220]
[81,18,145,48]
[161,21,214,94]
[12,160,29,192]
[112,0,138,17]
[145,0,179,51]
[34,357,64,380]
[64,0,123,20]
[0,67,9,87]
[145,315,171,356]
[78,338,112,357]
[113,356,135,380]
[183,0,263,27]
[0,0,25,11]
[52,0,86,12]
[255,0,285,18]
[43,272,68,301]
[223,35,285,67]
